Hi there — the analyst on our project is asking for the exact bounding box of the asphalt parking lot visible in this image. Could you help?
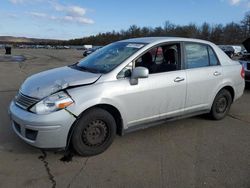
[0,49,250,188]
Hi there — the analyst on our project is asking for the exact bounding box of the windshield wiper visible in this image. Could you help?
[69,63,104,74]
[74,64,102,74]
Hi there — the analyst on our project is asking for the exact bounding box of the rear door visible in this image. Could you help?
[184,42,222,113]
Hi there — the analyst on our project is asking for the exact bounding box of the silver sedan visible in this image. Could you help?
[9,37,245,156]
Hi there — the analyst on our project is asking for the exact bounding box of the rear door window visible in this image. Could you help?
[185,43,209,69]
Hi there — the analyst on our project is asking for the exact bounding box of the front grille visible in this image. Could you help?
[247,63,250,70]
[15,92,39,110]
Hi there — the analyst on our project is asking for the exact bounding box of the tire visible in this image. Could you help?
[72,108,116,156]
[210,89,232,120]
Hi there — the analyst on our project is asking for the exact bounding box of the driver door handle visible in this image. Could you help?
[213,71,221,76]
[174,77,185,82]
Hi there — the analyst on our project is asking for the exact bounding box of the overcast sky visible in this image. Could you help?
[0,0,249,40]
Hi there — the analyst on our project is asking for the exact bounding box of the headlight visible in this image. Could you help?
[30,91,74,115]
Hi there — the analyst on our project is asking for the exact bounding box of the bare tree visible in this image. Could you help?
[66,12,249,46]
[241,11,250,38]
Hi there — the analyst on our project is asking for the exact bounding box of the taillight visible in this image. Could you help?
[241,65,245,79]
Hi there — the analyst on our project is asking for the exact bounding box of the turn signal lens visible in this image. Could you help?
[57,101,73,109]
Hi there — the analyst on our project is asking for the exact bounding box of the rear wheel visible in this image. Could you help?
[72,108,116,156]
[210,89,232,120]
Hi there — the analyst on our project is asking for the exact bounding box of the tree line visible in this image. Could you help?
[66,11,250,46]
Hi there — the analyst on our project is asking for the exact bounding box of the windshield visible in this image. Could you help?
[77,42,146,73]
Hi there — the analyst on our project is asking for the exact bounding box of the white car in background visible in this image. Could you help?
[232,45,242,56]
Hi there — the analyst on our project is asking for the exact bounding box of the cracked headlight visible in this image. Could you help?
[30,91,74,115]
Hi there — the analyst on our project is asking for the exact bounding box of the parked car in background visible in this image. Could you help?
[83,46,102,57]
[83,45,93,49]
[240,38,250,83]
[242,49,247,55]
[9,37,245,156]
[83,48,94,57]
[232,45,242,56]
[63,46,70,49]
[218,45,235,58]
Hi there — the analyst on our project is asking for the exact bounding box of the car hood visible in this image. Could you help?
[243,38,250,53]
[20,66,101,99]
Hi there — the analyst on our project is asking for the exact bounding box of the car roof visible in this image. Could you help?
[120,37,213,45]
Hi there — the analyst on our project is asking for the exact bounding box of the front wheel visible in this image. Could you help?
[71,108,116,156]
[210,89,232,120]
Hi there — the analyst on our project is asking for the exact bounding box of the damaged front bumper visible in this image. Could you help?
[9,101,76,149]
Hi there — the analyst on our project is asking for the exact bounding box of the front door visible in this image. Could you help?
[117,42,187,127]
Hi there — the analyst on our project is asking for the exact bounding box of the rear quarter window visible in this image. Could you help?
[208,47,219,66]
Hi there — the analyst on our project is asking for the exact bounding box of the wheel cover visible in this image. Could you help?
[82,120,108,147]
[215,96,228,113]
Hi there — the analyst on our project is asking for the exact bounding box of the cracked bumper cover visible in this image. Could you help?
[9,101,76,149]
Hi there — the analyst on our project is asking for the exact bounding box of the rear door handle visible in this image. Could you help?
[174,77,185,82]
[213,71,221,76]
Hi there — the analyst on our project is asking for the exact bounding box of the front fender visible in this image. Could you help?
[65,84,129,129]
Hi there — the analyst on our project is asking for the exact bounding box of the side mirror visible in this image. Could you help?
[130,67,149,85]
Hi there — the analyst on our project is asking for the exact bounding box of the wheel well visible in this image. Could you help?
[66,104,123,150]
[72,104,123,136]
[93,104,123,136]
[221,86,235,101]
